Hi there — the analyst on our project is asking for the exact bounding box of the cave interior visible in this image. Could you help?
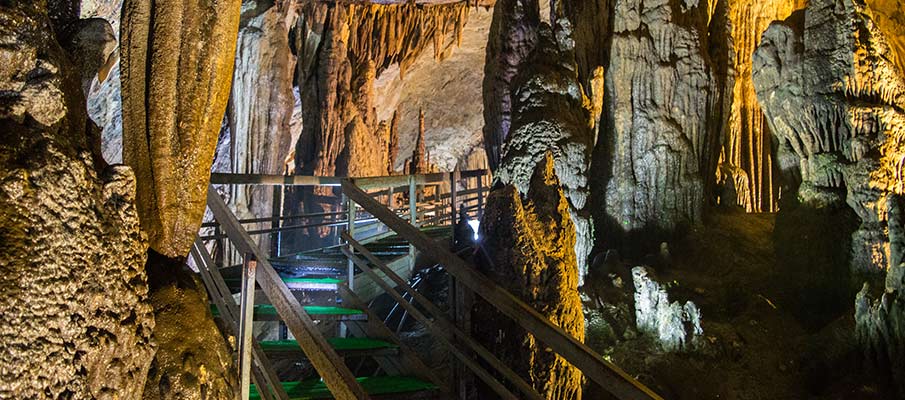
[3,0,905,399]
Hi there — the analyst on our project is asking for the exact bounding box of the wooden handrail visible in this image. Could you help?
[206,186,370,400]
[210,169,489,188]
[341,179,662,400]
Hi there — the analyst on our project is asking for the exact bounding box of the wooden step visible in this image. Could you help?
[224,277,345,292]
[211,304,366,321]
[261,337,399,358]
[249,376,437,400]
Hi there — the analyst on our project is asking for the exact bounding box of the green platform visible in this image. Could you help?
[261,337,397,352]
[250,376,437,400]
[211,304,363,317]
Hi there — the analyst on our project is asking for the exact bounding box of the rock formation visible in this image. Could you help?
[120,0,241,257]
[492,19,595,280]
[632,267,703,352]
[482,0,539,171]
[753,0,905,274]
[120,0,243,397]
[717,0,806,212]
[286,1,470,250]
[753,0,905,390]
[226,0,298,250]
[588,0,725,256]
[0,1,154,397]
[474,153,584,399]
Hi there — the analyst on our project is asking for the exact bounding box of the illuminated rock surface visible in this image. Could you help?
[474,153,584,399]
[120,0,241,258]
[0,1,154,397]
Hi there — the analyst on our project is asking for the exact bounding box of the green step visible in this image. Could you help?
[211,304,364,318]
[250,376,437,400]
[225,277,345,285]
[260,337,398,352]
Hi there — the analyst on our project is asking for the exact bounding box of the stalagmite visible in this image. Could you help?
[474,153,585,399]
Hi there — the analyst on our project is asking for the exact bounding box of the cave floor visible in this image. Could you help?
[586,208,892,400]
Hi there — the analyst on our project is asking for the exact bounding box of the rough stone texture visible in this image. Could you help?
[632,266,703,352]
[141,260,237,400]
[0,1,155,397]
[482,0,539,171]
[120,0,242,258]
[591,0,725,256]
[494,22,595,281]
[473,153,584,399]
[717,0,806,212]
[753,0,905,274]
[226,0,297,252]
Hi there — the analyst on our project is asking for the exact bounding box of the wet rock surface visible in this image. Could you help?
[473,153,584,399]
[0,1,154,397]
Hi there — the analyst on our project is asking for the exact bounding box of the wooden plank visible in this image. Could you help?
[207,186,370,400]
[341,180,662,400]
[342,236,542,400]
[210,173,342,186]
[341,248,521,400]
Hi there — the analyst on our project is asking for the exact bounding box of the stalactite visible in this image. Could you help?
[286,1,471,251]
[120,0,241,257]
[718,0,806,213]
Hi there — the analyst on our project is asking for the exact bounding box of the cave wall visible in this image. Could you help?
[753,0,905,274]
[285,1,471,251]
[589,0,726,255]
[0,1,155,397]
[226,0,298,254]
[717,0,806,213]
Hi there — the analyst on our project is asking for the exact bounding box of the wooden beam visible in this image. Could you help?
[207,186,370,400]
[341,180,662,400]
[342,235,542,400]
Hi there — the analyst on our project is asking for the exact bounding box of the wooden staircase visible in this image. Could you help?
[197,169,663,400]
[196,188,449,400]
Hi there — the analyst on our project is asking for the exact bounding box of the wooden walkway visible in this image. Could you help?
[196,169,662,400]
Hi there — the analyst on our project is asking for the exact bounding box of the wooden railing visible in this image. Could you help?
[341,180,663,400]
[196,169,490,399]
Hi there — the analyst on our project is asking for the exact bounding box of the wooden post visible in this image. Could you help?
[408,175,417,271]
[451,167,459,232]
[346,195,356,292]
[271,186,282,257]
[238,253,257,400]
[476,172,484,220]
